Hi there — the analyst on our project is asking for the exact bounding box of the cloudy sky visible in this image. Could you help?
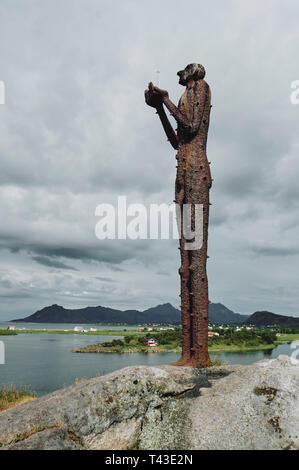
[0,0,298,320]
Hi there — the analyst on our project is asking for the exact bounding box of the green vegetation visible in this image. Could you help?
[1,328,144,336]
[276,333,299,343]
[208,328,277,349]
[0,329,17,336]
[74,328,182,353]
[0,387,36,412]
[72,327,281,354]
[275,327,299,334]
[3,325,298,353]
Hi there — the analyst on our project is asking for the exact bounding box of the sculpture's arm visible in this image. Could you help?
[145,85,178,150]
[155,104,178,150]
[155,81,209,136]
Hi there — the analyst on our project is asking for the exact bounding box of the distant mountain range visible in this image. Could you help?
[209,303,250,324]
[244,311,299,327]
[12,303,299,326]
[13,302,249,325]
[13,303,179,325]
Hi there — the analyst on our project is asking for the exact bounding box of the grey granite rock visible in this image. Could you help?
[5,428,82,450]
[0,356,297,450]
[0,365,198,450]
[189,355,299,450]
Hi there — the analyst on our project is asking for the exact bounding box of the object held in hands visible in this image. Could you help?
[144,82,167,108]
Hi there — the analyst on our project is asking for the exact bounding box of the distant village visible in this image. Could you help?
[7,323,284,335]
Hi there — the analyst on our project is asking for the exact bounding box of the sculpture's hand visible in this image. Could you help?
[150,84,169,100]
[145,82,178,150]
[144,82,163,109]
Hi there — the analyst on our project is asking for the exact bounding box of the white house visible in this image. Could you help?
[74,326,84,332]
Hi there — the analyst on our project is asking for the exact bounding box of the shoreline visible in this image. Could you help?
[71,335,299,354]
[0,328,142,336]
[72,343,280,354]
[2,329,297,355]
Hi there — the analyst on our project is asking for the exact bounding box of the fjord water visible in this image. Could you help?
[0,323,295,396]
[0,331,180,396]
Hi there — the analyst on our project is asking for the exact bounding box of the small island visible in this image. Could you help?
[72,327,298,354]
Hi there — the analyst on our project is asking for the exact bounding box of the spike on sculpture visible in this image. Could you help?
[145,63,212,368]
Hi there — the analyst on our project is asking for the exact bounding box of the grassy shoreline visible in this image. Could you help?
[0,387,36,413]
[72,332,299,354]
[2,327,298,354]
[276,334,299,343]
[2,329,299,341]
[0,328,142,336]
[72,343,278,354]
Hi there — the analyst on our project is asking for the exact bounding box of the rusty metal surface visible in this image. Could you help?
[145,64,212,368]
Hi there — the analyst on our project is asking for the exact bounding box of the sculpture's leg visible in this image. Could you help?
[173,166,192,366]
[189,249,210,367]
[178,151,211,368]
[174,233,191,365]
[189,182,211,367]
[198,199,211,368]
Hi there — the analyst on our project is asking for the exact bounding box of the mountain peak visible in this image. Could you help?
[40,304,65,311]
[244,311,299,326]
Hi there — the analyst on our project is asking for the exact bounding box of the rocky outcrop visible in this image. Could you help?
[0,365,200,450]
[0,356,298,450]
[189,355,299,450]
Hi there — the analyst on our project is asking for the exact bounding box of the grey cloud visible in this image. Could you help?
[32,255,78,271]
[250,245,299,257]
[0,291,33,299]
[0,0,299,318]
[95,276,115,283]
[109,265,125,272]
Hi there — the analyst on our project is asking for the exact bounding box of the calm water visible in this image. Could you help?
[0,326,295,396]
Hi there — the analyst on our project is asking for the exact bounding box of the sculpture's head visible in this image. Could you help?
[177,63,206,86]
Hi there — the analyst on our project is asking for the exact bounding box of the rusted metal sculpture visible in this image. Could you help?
[145,63,212,368]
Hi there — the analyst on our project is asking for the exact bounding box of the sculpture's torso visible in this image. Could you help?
[177,80,212,197]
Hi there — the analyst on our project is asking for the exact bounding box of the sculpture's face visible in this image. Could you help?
[177,63,206,86]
